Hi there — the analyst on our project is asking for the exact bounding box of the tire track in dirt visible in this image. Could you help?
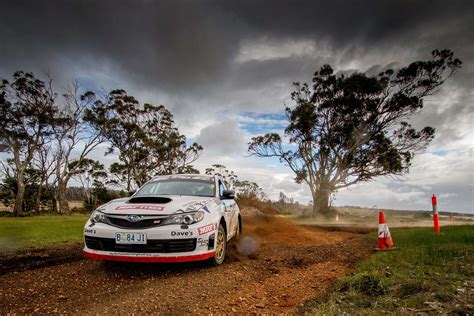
[0,216,373,314]
[0,243,83,276]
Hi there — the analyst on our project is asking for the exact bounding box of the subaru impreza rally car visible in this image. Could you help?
[83,174,241,265]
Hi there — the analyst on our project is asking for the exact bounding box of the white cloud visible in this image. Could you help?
[194,120,245,156]
[332,144,474,213]
[235,38,325,63]
[336,181,428,210]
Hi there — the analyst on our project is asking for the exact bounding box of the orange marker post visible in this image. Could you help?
[432,194,440,233]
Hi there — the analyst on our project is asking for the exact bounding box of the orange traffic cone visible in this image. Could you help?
[376,211,396,250]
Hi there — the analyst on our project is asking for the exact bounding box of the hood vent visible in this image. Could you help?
[128,196,172,204]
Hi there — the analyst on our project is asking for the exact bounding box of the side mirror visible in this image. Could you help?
[128,190,136,197]
[222,189,235,200]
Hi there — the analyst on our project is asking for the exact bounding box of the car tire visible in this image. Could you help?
[209,223,227,266]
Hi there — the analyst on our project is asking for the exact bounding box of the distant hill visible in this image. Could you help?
[335,206,474,218]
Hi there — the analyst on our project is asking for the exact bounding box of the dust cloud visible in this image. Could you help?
[236,236,258,256]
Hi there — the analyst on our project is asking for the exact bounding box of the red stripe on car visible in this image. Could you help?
[83,250,215,263]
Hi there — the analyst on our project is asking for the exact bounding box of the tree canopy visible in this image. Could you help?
[0,73,204,215]
[0,72,58,215]
[84,89,203,190]
[205,164,266,200]
[249,49,461,215]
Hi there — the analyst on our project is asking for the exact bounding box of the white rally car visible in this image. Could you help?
[83,174,241,265]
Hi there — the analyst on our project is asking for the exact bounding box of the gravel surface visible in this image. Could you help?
[0,216,373,314]
[0,243,83,276]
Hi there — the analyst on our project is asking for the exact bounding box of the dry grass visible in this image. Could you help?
[295,205,474,229]
[0,200,84,214]
[68,200,83,209]
[236,197,278,215]
[0,203,11,212]
[306,225,474,315]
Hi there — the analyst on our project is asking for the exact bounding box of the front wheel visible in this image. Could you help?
[209,223,226,266]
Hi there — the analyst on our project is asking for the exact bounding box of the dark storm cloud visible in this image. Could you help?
[218,0,471,43]
[0,0,243,90]
[1,0,473,92]
[2,0,471,146]
[1,0,473,212]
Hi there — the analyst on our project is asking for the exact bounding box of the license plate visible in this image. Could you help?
[115,232,147,244]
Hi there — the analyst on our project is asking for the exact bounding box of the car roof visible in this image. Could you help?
[150,174,215,182]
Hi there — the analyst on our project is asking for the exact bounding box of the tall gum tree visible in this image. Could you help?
[0,72,58,216]
[51,83,104,215]
[249,50,461,216]
[84,89,202,190]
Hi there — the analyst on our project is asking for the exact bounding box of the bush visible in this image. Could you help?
[396,281,426,298]
[235,196,278,215]
[413,211,432,219]
[338,273,387,296]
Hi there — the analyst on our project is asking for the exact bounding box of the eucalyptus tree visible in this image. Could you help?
[51,83,104,214]
[32,141,56,213]
[249,50,461,215]
[85,89,202,190]
[234,180,266,200]
[69,158,107,210]
[0,161,45,213]
[0,72,58,216]
[205,164,265,199]
[205,164,238,189]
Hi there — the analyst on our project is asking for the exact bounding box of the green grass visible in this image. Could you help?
[0,215,89,250]
[306,226,474,315]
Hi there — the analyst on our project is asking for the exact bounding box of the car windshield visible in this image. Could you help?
[135,179,215,197]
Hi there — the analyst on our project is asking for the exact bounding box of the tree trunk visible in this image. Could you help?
[126,172,131,191]
[57,179,70,215]
[51,191,58,213]
[34,185,42,214]
[312,187,331,216]
[13,177,25,217]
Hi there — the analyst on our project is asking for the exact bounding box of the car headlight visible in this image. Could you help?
[163,210,204,226]
[90,209,107,223]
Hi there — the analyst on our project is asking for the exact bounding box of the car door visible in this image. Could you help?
[218,179,238,238]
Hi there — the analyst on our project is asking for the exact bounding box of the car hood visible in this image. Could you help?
[100,195,218,215]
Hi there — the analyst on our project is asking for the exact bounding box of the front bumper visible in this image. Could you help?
[83,219,218,263]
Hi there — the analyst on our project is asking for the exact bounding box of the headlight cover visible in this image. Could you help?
[163,210,204,226]
[90,209,107,223]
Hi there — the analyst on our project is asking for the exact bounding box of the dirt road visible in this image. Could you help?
[0,216,373,314]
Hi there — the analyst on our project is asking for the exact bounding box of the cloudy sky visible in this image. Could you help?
[1,0,473,213]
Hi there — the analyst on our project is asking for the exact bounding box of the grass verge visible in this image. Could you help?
[0,215,88,251]
[305,225,473,314]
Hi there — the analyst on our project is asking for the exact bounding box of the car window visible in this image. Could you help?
[136,179,215,197]
[219,181,226,197]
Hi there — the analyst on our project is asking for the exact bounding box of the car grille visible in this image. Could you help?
[84,236,197,253]
[106,216,166,229]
